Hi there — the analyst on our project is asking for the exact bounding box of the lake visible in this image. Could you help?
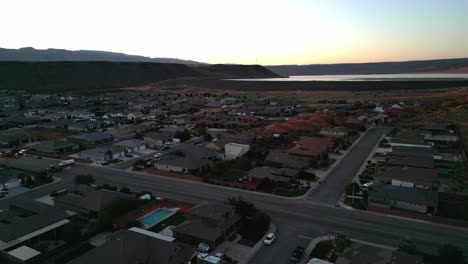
[230,73,468,82]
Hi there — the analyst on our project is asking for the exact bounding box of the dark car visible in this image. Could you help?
[289,246,304,263]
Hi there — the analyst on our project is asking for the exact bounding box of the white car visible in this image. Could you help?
[154,152,163,158]
[264,233,275,245]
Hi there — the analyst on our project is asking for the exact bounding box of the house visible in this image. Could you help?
[224,143,250,160]
[420,122,458,145]
[127,111,145,121]
[288,137,332,160]
[319,127,349,137]
[54,185,131,215]
[377,166,439,189]
[390,146,442,160]
[0,200,70,250]
[247,166,299,186]
[33,140,79,154]
[203,138,234,152]
[67,132,114,148]
[368,183,438,214]
[173,203,240,249]
[77,146,124,162]
[154,145,220,174]
[113,139,146,153]
[143,132,173,148]
[385,156,434,169]
[264,150,309,170]
[69,229,195,264]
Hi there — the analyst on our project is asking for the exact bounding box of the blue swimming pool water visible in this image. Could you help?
[139,209,174,226]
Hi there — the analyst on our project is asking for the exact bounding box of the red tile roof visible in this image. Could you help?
[288,136,333,158]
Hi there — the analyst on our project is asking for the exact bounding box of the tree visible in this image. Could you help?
[203,133,213,142]
[398,238,416,254]
[333,232,351,253]
[132,160,148,170]
[439,244,464,264]
[175,129,191,142]
[345,182,361,196]
[226,196,257,218]
[75,174,95,185]
[26,176,33,186]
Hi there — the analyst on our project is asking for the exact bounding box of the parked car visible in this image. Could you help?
[58,159,75,167]
[125,154,133,158]
[289,246,304,263]
[162,146,170,151]
[264,233,275,245]
[154,152,163,158]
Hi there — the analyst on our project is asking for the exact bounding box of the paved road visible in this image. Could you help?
[307,128,387,204]
[2,130,468,263]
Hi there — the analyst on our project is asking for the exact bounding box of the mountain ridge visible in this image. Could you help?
[267,58,468,75]
[0,47,203,64]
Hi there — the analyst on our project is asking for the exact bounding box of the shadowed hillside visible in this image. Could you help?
[0,61,203,92]
[0,61,280,92]
[192,64,281,78]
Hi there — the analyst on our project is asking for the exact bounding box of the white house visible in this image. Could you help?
[113,139,146,153]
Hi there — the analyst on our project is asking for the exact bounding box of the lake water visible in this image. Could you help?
[230,73,468,82]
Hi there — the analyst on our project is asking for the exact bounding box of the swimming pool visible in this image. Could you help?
[139,209,175,226]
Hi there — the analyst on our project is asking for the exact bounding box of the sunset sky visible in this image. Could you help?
[1,0,468,65]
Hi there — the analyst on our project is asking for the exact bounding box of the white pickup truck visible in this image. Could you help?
[58,159,75,167]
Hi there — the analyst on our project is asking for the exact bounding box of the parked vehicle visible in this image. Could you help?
[289,246,304,263]
[0,189,9,195]
[264,233,276,245]
[154,152,163,158]
[58,159,75,167]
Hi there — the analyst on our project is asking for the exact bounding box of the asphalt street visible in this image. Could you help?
[307,128,387,204]
[2,129,468,263]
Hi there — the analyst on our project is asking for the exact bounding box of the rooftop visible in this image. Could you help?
[369,184,439,207]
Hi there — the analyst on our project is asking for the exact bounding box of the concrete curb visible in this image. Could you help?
[240,223,277,264]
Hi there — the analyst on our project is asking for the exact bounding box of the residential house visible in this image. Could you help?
[0,200,70,250]
[33,140,79,154]
[390,146,442,160]
[153,145,220,174]
[319,127,349,137]
[77,146,124,162]
[224,143,250,160]
[68,229,195,264]
[67,132,114,148]
[143,132,173,148]
[54,185,131,215]
[385,156,434,169]
[288,137,332,160]
[247,166,299,186]
[420,122,458,146]
[264,150,309,170]
[377,166,439,189]
[127,111,145,121]
[113,139,146,153]
[173,203,241,249]
[368,183,438,214]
